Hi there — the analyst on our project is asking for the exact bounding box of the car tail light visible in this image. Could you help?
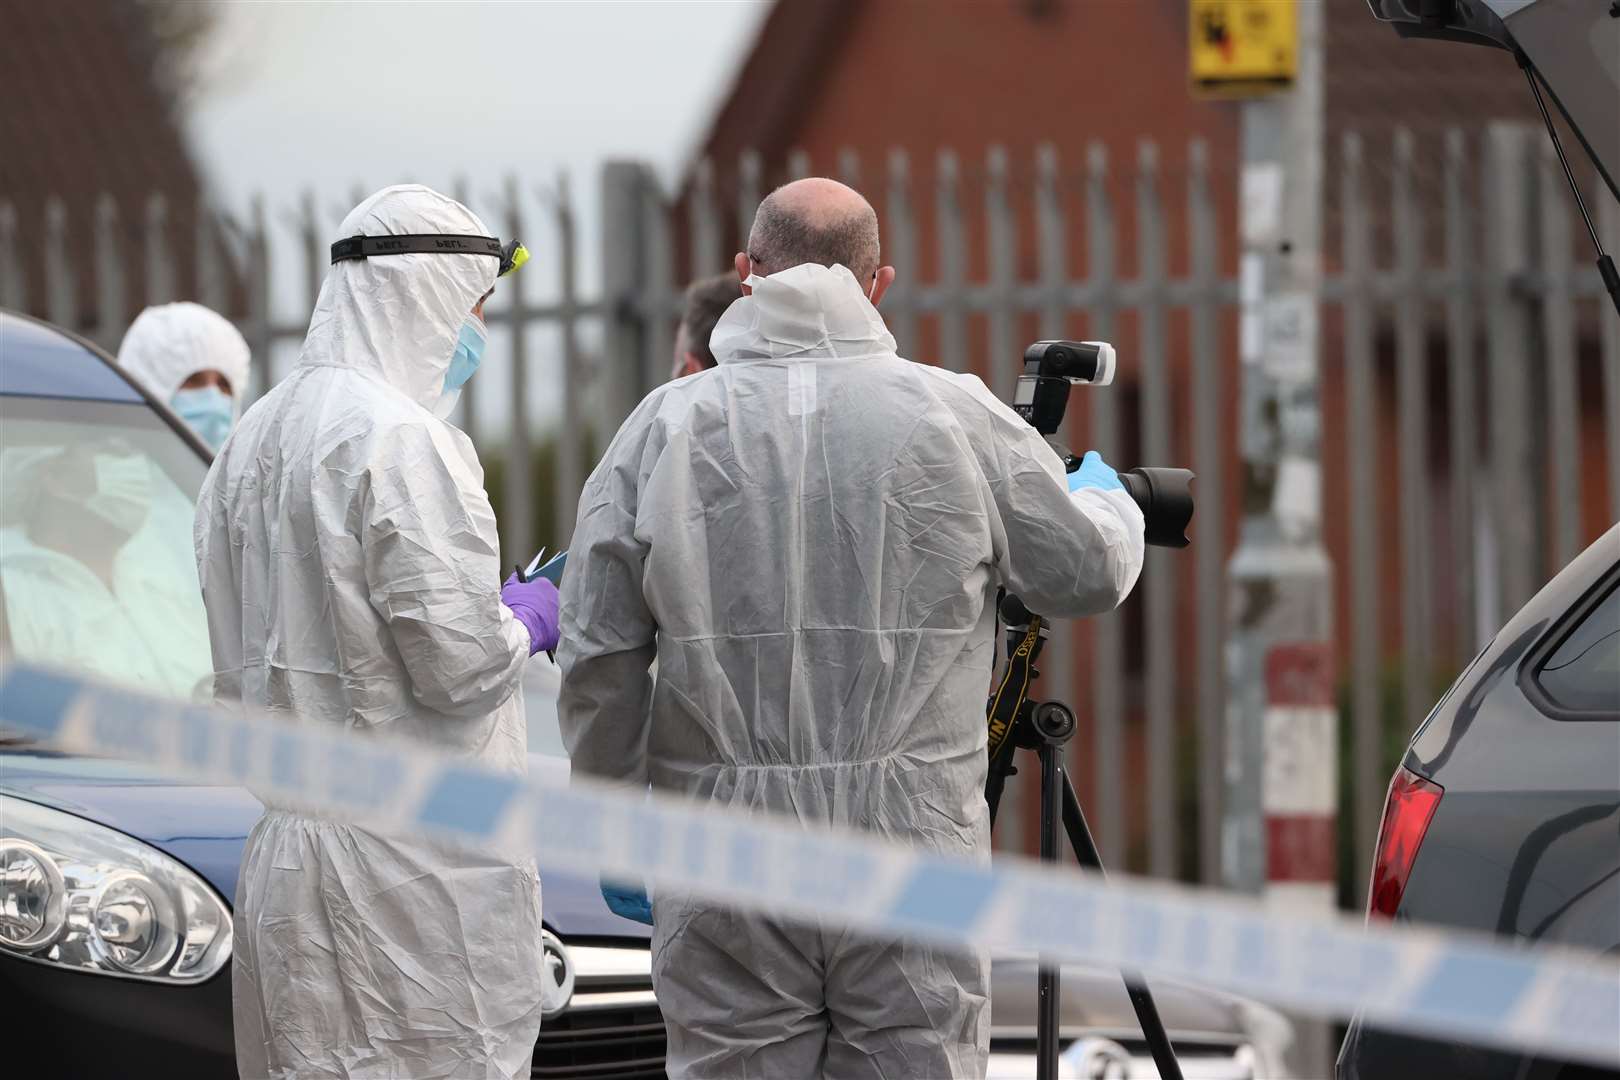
[1367,766,1444,920]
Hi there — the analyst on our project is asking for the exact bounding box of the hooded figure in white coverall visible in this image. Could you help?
[558,179,1145,1080]
[117,301,252,450]
[194,185,553,1080]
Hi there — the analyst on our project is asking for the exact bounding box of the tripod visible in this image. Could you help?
[985,594,1184,1080]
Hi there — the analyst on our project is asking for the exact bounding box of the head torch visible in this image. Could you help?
[330,235,530,278]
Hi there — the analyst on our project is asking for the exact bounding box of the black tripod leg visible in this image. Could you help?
[1036,745,1061,1080]
[1059,770,1185,1080]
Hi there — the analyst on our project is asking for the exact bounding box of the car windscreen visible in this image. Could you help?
[0,396,213,703]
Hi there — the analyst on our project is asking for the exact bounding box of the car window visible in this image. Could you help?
[1533,580,1619,716]
[0,396,212,703]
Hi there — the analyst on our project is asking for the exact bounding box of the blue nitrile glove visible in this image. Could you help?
[1068,449,1124,493]
[600,876,654,925]
[501,572,560,656]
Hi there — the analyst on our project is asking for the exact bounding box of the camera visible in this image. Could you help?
[1014,340,1195,548]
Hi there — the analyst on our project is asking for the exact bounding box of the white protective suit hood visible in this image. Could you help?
[560,258,1145,1079]
[709,262,895,361]
[298,184,494,410]
[194,184,540,1080]
[116,302,251,412]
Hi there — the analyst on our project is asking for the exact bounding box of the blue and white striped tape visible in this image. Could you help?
[1,661,1616,1068]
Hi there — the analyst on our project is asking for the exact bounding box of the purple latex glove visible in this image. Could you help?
[501,573,560,656]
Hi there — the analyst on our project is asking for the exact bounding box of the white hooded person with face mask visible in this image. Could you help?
[194,185,559,1080]
[117,301,252,451]
[558,178,1145,1079]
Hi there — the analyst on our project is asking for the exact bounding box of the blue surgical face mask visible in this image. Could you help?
[445,315,487,394]
[171,386,235,450]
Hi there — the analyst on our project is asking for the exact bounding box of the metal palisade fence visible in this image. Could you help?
[1,122,1615,905]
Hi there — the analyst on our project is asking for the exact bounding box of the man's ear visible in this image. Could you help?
[869,266,897,307]
[734,252,752,295]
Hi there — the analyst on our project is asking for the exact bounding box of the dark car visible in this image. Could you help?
[1340,4,1620,1073]
[1337,524,1619,1079]
[0,311,661,1079]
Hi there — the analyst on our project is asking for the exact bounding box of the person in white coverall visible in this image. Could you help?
[557,178,1145,1080]
[117,301,252,450]
[194,184,560,1080]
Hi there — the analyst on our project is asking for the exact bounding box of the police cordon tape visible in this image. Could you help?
[1,661,1616,1068]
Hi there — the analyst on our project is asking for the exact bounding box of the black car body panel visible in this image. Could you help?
[1339,527,1620,1079]
[1,949,238,1078]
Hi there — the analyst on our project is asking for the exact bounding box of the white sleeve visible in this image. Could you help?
[942,372,1146,617]
[361,423,530,717]
[555,420,657,787]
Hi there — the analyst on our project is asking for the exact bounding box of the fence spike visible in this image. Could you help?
[737,149,762,249]
[639,165,675,394]
[0,201,24,311]
[1482,126,1539,630]
[504,173,534,565]
[1392,126,1434,767]
[934,148,966,374]
[1343,129,1383,907]
[690,158,721,280]
[554,167,584,550]
[787,148,811,181]
[985,144,1015,398]
[1441,128,1478,658]
[45,197,76,330]
[1135,137,1176,879]
[1186,134,1225,886]
[1030,138,1073,860]
[1034,142,1066,335]
[197,202,226,311]
[246,194,272,395]
[884,149,918,355]
[144,194,172,306]
[94,193,124,350]
[1083,137,1124,868]
[838,147,861,189]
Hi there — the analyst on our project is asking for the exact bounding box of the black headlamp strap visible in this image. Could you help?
[330,234,503,265]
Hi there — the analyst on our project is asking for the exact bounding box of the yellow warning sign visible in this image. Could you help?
[1189,0,1297,98]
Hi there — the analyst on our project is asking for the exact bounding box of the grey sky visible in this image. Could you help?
[182,1,770,435]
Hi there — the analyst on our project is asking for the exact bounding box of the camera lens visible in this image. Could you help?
[1119,468,1195,548]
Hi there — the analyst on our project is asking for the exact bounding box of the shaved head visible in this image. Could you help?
[746,178,881,284]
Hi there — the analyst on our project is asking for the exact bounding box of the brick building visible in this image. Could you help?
[0,0,236,342]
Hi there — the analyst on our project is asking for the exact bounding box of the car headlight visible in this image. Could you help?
[0,796,231,983]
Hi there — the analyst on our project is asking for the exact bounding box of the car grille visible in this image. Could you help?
[532,1004,668,1080]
